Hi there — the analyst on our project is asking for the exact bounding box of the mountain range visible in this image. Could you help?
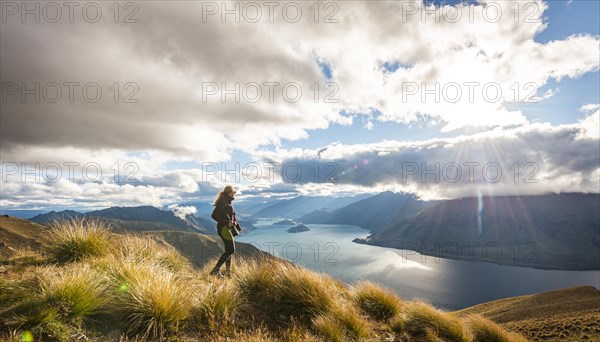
[7,191,600,271]
[247,193,373,219]
[298,191,438,232]
[356,193,600,270]
[29,206,217,235]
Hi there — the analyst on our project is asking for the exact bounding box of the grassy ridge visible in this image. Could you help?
[0,218,528,341]
[457,286,600,341]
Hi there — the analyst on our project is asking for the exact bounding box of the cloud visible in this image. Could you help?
[581,103,600,113]
[1,1,599,210]
[256,116,600,200]
[168,205,198,220]
[2,0,598,160]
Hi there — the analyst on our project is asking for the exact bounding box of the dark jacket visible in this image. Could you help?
[214,193,239,229]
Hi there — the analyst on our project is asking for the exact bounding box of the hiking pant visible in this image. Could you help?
[214,224,235,271]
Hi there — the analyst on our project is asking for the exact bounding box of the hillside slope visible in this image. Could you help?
[299,191,436,232]
[145,230,269,268]
[1,218,528,342]
[0,216,46,254]
[361,193,600,270]
[30,206,216,235]
[253,194,372,219]
[0,216,260,268]
[457,286,600,341]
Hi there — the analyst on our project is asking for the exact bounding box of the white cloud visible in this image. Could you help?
[1,1,599,210]
[168,205,198,220]
[258,117,600,200]
[2,0,598,159]
[581,103,600,113]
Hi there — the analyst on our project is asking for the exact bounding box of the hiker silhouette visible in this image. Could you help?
[210,185,241,278]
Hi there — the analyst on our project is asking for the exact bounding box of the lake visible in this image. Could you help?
[237,219,600,310]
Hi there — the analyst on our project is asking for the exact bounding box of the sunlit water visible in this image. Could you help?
[237,219,600,310]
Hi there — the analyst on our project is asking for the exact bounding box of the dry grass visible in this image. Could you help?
[36,264,111,320]
[0,247,47,267]
[44,217,112,263]
[191,281,240,334]
[312,304,369,341]
[110,234,190,272]
[502,310,600,342]
[466,314,528,342]
[457,285,600,341]
[235,257,346,325]
[352,280,403,322]
[392,300,470,342]
[111,261,193,339]
[1,217,539,341]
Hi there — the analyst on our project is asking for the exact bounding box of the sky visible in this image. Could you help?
[1,0,599,213]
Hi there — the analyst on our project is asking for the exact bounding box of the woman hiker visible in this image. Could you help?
[209,185,241,278]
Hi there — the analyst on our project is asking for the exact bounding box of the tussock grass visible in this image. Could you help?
[0,277,36,308]
[2,217,531,341]
[192,281,240,333]
[111,234,189,272]
[312,314,345,342]
[109,260,193,339]
[313,304,369,341]
[334,305,369,340]
[236,257,345,325]
[44,218,112,263]
[466,314,528,342]
[5,263,109,341]
[199,323,320,342]
[392,300,470,342]
[36,264,110,320]
[352,280,402,322]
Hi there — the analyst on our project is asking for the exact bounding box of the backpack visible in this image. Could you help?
[211,204,220,221]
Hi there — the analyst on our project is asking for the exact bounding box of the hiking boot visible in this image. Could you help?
[209,269,224,278]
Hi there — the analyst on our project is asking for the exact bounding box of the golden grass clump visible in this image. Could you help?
[392,300,470,342]
[352,280,403,322]
[5,263,110,341]
[312,314,346,342]
[108,260,193,339]
[44,217,112,263]
[191,281,240,334]
[36,263,111,320]
[110,234,190,272]
[236,257,346,324]
[466,314,529,342]
[312,304,369,341]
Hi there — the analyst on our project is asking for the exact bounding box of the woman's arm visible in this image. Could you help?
[214,201,231,224]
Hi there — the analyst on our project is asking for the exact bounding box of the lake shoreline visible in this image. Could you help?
[352,237,600,271]
[239,220,600,310]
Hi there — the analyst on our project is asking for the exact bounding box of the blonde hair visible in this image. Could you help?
[213,185,236,206]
